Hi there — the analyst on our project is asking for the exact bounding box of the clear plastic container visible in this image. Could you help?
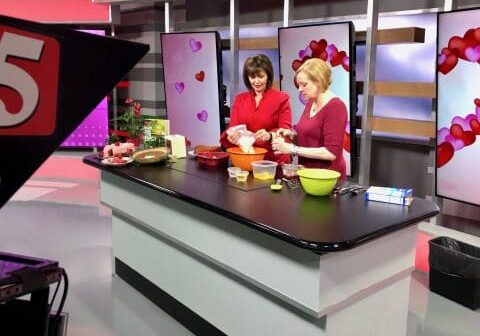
[227,167,241,178]
[281,163,305,178]
[235,170,249,183]
[251,160,277,180]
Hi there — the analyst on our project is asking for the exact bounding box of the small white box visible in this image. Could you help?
[165,134,186,158]
[365,186,414,206]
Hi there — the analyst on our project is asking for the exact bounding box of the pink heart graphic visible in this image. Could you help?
[298,47,311,59]
[342,56,350,71]
[197,110,208,122]
[465,46,480,62]
[326,44,338,61]
[438,53,446,65]
[445,134,465,150]
[452,116,471,131]
[175,82,185,94]
[437,127,450,144]
[298,92,308,105]
[189,38,202,52]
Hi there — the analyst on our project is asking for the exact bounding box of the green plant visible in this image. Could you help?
[110,98,144,138]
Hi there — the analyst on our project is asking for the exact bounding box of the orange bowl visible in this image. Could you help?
[226,147,268,171]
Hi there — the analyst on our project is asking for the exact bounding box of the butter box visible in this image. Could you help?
[365,186,414,206]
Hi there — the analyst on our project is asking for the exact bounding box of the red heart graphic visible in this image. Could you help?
[312,50,328,60]
[475,28,480,44]
[449,36,467,59]
[437,141,454,168]
[343,132,351,153]
[442,48,451,56]
[461,130,476,146]
[195,70,205,82]
[464,29,478,47]
[474,98,480,107]
[292,60,303,71]
[438,53,458,75]
[470,119,480,135]
[331,51,346,67]
[309,39,327,54]
[450,123,464,139]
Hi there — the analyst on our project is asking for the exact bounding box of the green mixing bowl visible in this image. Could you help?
[297,168,340,196]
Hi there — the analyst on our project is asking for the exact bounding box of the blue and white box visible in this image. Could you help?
[365,186,414,206]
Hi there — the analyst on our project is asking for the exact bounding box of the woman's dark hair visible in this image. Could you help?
[242,54,274,90]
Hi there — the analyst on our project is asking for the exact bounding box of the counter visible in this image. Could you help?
[83,155,439,335]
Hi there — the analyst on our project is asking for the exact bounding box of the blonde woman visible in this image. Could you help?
[273,58,348,180]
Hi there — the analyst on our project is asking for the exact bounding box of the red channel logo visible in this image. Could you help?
[0,25,59,136]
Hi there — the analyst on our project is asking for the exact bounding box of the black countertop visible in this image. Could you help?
[83,155,439,253]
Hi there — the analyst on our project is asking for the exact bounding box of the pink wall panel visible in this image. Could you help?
[0,0,111,23]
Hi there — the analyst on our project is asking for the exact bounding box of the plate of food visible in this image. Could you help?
[101,157,133,166]
[133,148,168,164]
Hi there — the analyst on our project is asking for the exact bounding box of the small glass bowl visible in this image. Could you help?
[227,167,241,178]
[235,170,249,183]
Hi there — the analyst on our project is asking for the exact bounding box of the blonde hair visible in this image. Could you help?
[295,58,332,92]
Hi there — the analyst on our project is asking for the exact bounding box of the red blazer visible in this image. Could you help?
[220,88,292,163]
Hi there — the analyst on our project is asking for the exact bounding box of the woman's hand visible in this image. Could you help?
[275,128,294,139]
[227,130,241,145]
[272,137,293,154]
[254,129,271,142]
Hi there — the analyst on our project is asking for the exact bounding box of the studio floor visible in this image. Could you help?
[0,151,479,336]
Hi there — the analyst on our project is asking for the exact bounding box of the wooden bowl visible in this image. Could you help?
[226,147,268,171]
[133,147,168,164]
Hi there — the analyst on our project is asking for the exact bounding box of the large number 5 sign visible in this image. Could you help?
[0,26,59,136]
[0,32,44,127]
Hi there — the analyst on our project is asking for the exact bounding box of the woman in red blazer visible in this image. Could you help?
[220,54,292,163]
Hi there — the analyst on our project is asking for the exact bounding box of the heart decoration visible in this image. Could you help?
[331,51,347,67]
[474,98,480,107]
[463,28,478,48]
[326,44,338,61]
[437,141,454,168]
[461,130,476,146]
[448,36,467,58]
[445,134,465,150]
[197,110,208,122]
[437,127,450,143]
[438,53,458,75]
[438,53,446,65]
[470,119,480,135]
[450,123,464,139]
[292,59,303,71]
[195,70,205,82]
[298,47,311,59]
[464,46,480,62]
[175,82,185,94]
[309,39,327,54]
[451,116,471,131]
[189,38,202,52]
[342,56,350,72]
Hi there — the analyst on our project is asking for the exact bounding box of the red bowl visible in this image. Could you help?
[196,151,229,167]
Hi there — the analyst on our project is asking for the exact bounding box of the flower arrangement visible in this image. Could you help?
[110,98,144,139]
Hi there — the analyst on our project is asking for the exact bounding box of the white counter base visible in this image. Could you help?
[102,172,418,335]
